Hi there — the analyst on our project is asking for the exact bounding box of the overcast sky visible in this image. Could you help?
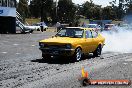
[72,0,118,7]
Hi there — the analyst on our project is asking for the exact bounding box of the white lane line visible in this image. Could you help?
[16,53,21,55]
[1,52,7,54]
[31,45,35,46]
[123,63,128,65]
[13,44,19,46]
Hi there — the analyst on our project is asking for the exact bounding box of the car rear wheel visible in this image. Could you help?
[73,48,82,62]
[30,30,33,33]
[93,45,102,57]
[37,28,40,31]
[21,31,26,34]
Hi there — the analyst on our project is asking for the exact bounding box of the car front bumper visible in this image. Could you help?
[39,48,75,56]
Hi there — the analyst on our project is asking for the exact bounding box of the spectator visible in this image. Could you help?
[75,22,79,27]
[40,22,43,32]
[56,22,61,32]
[81,22,87,27]
[69,22,72,27]
[40,22,45,32]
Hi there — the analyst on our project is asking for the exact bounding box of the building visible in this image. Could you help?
[0,0,16,33]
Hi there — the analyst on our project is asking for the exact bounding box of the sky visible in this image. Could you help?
[72,0,119,7]
[17,0,118,7]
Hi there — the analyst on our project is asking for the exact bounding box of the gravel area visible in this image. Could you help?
[0,32,132,88]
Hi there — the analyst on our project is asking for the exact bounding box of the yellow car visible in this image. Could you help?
[39,27,105,61]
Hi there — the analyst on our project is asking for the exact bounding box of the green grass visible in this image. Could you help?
[112,20,122,24]
[79,18,89,25]
[25,18,41,25]
[25,18,122,26]
[79,18,122,25]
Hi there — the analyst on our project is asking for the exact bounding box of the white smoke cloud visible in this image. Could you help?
[101,26,132,53]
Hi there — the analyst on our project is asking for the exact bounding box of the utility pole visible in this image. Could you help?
[40,0,43,22]
[55,0,58,22]
[40,0,44,32]
[40,0,47,32]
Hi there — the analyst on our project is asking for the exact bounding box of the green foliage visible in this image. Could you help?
[79,1,102,20]
[57,0,76,23]
[25,18,41,25]
[29,0,54,23]
[16,0,132,24]
[17,0,29,18]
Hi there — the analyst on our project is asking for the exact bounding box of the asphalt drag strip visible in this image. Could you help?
[0,34,132,88]
[0,53,132,88]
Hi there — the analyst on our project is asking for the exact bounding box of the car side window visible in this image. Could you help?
[92,30,98,38]
[85,30,92,38]
[57,29,66,36]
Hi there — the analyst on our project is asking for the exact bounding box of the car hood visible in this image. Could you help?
[40,37,84,44]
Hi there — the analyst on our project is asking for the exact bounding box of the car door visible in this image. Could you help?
[91,30,99,51]
[84,30,95,53]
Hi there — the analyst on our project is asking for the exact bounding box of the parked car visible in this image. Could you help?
[104,24,115,31]
[85,24,102,31]
[39,27,105,62]
[16,21,33,33]
[26,24,40,31]
[33,22,48,31]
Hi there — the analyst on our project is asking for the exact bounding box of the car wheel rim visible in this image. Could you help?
[76,49,81,61]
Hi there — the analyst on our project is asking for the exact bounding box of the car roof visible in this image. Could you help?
[105,24,115,25]
[66,27,83,28]
[65,27,93,30]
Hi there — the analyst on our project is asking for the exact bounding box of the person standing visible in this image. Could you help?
[81,22,87,27]
[56,22,61,32]
[40,22,44,32]
[69,22,72,27]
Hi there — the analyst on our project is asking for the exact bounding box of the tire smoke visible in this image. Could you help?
[101,25,132,53]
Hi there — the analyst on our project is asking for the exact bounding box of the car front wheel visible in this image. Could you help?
[21,31,26,34]
[42,54,51,61]
[73,48,82,62]
[30,30,34,33]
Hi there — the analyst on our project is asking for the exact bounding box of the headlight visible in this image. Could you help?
[66,44,72,49]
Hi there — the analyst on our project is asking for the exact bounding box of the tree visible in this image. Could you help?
[29,0,54,23]
[102,6,117,20]
[17,0,30,19]
[57,0,76,23]
[81,1,94,19]
[29,0,41,18]
[80,1,102,20]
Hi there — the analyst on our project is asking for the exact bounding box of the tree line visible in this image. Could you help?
[17,0,132,24]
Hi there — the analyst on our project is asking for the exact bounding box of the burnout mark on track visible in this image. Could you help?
[13,44,19,46]
[125,58,132,61]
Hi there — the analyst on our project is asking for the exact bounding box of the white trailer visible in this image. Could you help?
[0,0,16,33]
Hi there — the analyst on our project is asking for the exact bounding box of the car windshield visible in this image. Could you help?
[56,28,84,38]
